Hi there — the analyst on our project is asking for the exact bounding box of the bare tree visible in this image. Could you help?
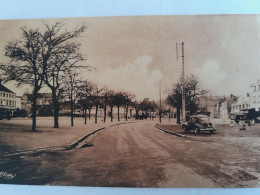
[1,27,44,131]
[122,92,135,121]
[78,80,95,125]
[132,101,140,120]
[91,85,103,124]
[107,90,116,122]
[2,22,89,129]
[40,22,88,128]
[62,69,82,127]
[114,92,125,122]
[100,88,112,123]
[147,100,158,119]
[167,75,208,123]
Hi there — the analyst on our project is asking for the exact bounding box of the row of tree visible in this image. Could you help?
[63,79,159,127]
[0,22,89,131]
[0,21,160,131]
[0,21,207,130]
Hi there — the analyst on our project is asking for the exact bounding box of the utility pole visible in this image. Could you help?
[159,80,162,123]
[176,42,186,122]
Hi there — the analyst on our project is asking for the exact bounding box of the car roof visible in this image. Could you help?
[190,114,209,118]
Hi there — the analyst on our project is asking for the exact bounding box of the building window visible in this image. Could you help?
[254,86,257,91]
[3,93,5,97]
[242,104,245,109]
[239,105,241,110]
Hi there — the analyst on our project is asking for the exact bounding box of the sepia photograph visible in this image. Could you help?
[0,14,260,188]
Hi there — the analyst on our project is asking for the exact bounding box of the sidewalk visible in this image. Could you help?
[0,116,135,154]
[155,124,183,134]
[154,118,185,136]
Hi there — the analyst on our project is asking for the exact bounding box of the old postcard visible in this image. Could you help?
[0,15,260,187]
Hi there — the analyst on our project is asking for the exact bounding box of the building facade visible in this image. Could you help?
[231,79,260,114]
[249,80,260,111]
[0,80,16,110]
[197,95,225,118]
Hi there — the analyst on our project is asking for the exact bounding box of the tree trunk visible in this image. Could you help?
[135,108,138,120]
[125,106,128,121]
[31,90,38,132]
[104,106,106,123]
[95,104,98,124]
[84,109,87,125]
[159,108,161,123]
[88,109,91,119]
[110,105,113,122]
[52,89,59,128]
[117,106,120,121]
[177,107,181,124]
[169,108,170,122]
[70,99,74,127]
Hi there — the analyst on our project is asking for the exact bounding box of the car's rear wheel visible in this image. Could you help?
[194,127,200,134]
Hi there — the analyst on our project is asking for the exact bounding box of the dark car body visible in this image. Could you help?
[182,114,217,134]
[0,108,12,120]
[234,108,260,125]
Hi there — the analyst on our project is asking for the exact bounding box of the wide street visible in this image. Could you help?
[1,119,260,187]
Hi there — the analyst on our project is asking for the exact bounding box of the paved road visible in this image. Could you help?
[1,121,259,187]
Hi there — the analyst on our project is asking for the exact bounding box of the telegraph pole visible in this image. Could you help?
[176,42,186,122]
[159,80,162,123]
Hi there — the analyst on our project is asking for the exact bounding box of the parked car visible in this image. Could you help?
[0,108,12,120]
[234,108,260,125]
[234,114,252,126]
[182,114,217,134]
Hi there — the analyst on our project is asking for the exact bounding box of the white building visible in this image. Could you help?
[231,79,260,114]
[249,80,260,111]
[0,79,16,110]
[231,96,250,114]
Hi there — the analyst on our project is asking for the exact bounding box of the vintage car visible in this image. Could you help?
[0,108,12,120]
[182,114,217,134]
[234,108,260,125]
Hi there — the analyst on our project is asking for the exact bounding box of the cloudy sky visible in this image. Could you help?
[0,15,259,100]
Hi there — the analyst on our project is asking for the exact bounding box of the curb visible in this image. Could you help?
[68,121,136,149]
[0,145,66,157]
[66,127,105,150]
[153,124,189,138]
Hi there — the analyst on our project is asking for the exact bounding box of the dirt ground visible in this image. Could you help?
[157,123,260,187]
[0,116,133,153]
[1,119,260,187]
